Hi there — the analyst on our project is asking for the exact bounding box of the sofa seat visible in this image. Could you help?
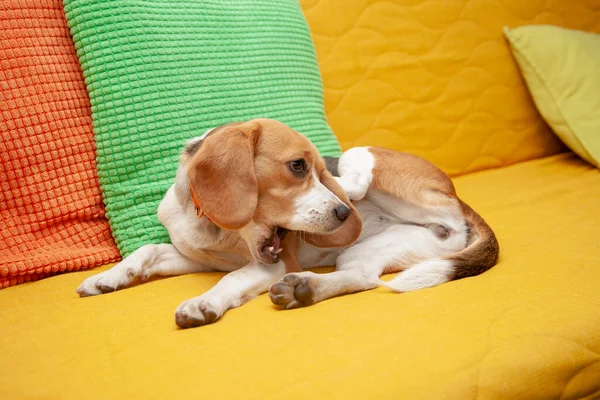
[1,153,599,399]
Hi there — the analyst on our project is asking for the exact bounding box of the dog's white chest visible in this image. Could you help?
[158,186,249,271]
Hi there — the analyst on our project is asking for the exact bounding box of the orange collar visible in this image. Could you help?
[189,183,212,221]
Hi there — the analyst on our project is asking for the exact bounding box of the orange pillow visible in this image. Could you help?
[0,0,120,288]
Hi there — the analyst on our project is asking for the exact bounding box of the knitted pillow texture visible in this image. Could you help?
[63,0,340,256]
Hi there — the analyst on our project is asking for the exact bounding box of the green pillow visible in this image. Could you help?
[63,0,340,256]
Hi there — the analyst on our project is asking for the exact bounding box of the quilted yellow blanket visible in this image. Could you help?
[1,154,598,399]
[301,0,600,175]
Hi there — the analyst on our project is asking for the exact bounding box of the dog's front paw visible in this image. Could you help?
[269,273,317,309]
[76,268,135,297]
[175,297,222,329]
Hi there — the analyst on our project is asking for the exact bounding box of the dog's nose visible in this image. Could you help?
[334,205,351,221]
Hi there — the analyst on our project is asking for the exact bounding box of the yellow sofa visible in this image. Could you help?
[2,1,600,399]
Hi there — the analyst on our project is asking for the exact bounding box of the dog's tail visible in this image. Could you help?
[381,200,499,292]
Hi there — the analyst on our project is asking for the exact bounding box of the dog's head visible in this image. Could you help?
[183,118,362,264]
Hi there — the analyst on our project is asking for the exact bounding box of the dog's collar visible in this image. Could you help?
[188,183,212,222]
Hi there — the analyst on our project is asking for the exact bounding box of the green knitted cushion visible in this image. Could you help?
[63,0,340,256]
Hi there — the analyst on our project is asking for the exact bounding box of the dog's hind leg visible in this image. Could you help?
[332,147,375,201]
[76,244,212,297]
[269,223,455,308]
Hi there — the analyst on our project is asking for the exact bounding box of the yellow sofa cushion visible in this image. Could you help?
[505,25,600,168]
[1,153,599,399]
[300,0,600,175]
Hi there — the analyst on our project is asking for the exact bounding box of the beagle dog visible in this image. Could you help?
[77,119,499,328]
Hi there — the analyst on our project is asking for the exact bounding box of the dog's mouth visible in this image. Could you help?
[260,227,288,263]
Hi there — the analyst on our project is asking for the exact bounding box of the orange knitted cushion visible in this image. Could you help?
[0,0,121,288]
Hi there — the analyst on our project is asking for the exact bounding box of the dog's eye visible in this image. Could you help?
[289,159,307,175]
[290,160,305,171]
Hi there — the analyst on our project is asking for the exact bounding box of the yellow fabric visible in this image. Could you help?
[505,25,600,168]
[300,0,600,175]
[1,153,599,399]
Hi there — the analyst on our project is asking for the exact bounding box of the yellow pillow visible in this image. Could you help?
[504,25,600,167]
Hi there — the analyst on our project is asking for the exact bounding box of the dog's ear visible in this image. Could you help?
[279,232,303,273]
[303,167,362,248]
[187,121,261,230]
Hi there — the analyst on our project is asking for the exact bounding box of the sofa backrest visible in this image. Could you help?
[300,0,600,175]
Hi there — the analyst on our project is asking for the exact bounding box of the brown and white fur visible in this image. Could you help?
[270,147,499,309]
[77,119,499,328]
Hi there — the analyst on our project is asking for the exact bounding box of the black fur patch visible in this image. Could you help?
[323,156,340,177]
[185,138,204,156]
[185,122,246,156]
